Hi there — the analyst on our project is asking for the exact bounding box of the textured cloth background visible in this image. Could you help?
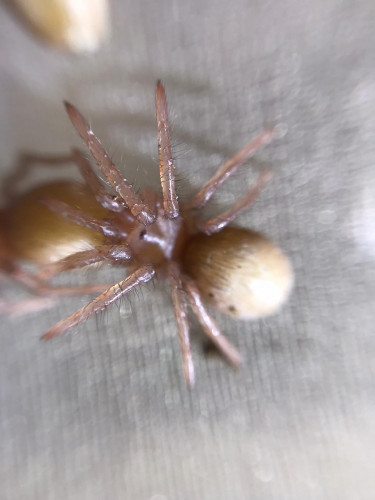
[0,1,374,499]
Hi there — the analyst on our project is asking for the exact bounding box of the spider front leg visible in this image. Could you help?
[64,102,156,225]
[42,265,155,340]
[71,149,124,212]
[155,81,179,219]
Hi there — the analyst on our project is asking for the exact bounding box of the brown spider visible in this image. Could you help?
[0,82,293,386]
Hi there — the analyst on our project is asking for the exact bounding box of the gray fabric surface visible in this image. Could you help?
[1,0,374,499]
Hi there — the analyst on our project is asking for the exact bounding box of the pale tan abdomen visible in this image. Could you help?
[183,226,293,319]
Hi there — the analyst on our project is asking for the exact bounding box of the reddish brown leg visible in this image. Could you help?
[167,262,195,387]
[41,198,126,239]
[71,149,124,212]
[186,128,275,210]
[42,265,155,340]
[182,276,242,367]
[64,102,156,226]
[155,81,179,219]
[37,244,132,280]
[197,170,272,235]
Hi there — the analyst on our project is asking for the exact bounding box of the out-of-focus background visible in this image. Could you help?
[1,1,374,499]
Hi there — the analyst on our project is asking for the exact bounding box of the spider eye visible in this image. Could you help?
[140,230,147,240]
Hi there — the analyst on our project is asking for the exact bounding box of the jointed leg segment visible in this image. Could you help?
[37,244,132,280]
[42,264,155,340]
[186,128,275,210]
[197,170,272,235]
[64,102,156,226]
[41,198,126,239]
[71,149,125,212]
[182,276,242,367]
[167,262,195,387]
[155,81,179,219]
[167,263,242,387]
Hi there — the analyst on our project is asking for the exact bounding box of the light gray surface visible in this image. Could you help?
[1,1,375,499]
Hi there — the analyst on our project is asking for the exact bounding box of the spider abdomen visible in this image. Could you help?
[183,226,293,319]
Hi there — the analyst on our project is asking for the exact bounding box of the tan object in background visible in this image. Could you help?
[12,0,109,51]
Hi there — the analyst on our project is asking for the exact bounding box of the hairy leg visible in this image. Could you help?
[155,81,179,219]
[186,128,274,210]
[37,244,132,280]
[168,262,195,387]
[41,198,126,239]
[64,102,156,226]
[71,149,124,212]
[196,170,272,235]
[182,276,242,367]
[42,264,155,340]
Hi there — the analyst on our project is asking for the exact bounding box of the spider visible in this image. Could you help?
[0,82,293,386]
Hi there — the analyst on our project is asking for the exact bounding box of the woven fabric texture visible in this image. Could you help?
[0,1,374,498]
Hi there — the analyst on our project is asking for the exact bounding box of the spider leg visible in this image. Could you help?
[37,244,132,280]
[167,262,195,387]
[182,276,242,367]
[186,128,274,210]
[41,198,126,239]
[42,264,155,340]
[155,81,179,219]
[64,102,156,226]
[197,170,272,235]
[71,149,124,212]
